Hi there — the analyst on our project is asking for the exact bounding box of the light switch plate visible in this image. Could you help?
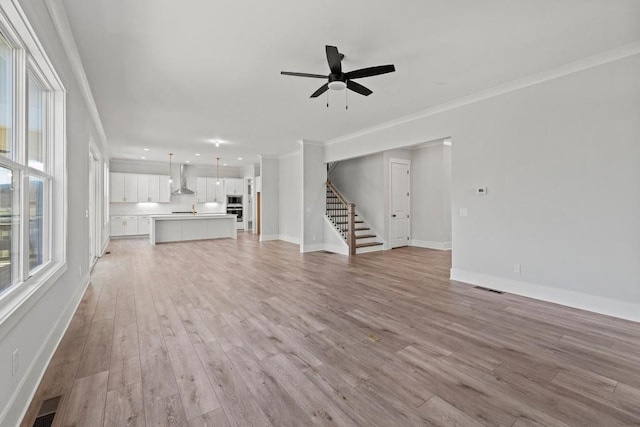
[459,208,468,217]
[476,187,487,195]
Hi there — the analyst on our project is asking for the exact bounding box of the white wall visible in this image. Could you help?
[259,156,280,240]
[410,143,452,248]
[330,153,384,236]
[0,1,107,424]
[301,142,326,251]
[278,151,302,244]
[324,54,640,321]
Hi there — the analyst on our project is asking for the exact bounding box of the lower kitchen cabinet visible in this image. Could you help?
[110,216,140,237]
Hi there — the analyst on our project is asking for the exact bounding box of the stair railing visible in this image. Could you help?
[326,181,356,255]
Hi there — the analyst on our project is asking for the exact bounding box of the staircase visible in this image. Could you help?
[326,181,383,255]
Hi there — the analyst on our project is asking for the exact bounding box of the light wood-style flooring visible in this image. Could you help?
[22,233,640,426]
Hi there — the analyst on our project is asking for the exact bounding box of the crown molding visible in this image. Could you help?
[326,41,640,147]
[279,149,301,159]
[259,154,279,160]
[44,0,108,150]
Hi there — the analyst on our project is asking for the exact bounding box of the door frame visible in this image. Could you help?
[388,157,411,248]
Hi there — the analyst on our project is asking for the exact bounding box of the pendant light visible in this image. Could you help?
[168,153,174,186]
[216,157,220,186]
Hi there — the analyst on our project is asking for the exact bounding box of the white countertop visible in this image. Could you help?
[150,213,235,220]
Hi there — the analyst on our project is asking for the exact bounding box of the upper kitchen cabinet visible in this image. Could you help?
[225,178,243,196]
[197,177,225,203]
[111,173,170,203]
[111,172,138,203]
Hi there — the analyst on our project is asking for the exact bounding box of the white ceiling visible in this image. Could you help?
[60,0,640,167]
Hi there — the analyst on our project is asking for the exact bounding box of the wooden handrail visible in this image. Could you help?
[326,181,349,206]
[326,181,357,256]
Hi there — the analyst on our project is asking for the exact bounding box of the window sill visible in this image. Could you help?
[0,261,69,341]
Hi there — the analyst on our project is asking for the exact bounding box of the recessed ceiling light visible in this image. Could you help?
[223,163,228,166]
[143,148,150,151]
[141,156,146,159]
[238,157,242,160]
[195,153,200,156]
[185,160,190,163]
[215,142,220,147]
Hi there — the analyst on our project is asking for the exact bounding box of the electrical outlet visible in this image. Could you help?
[513,264,521,274]
[12,348,19,376]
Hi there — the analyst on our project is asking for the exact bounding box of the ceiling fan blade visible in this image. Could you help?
[345,64,395,80]
[325,45,342,74]
[281,71,327,79]
[347,80,373,96]
[310,83,329,98]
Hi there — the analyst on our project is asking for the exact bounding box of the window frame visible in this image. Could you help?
[0,0,67,337]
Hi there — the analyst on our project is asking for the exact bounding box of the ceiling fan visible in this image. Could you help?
[281,45,395,99]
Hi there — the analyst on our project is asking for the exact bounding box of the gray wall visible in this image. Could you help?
[411,143,452,247]
[259,157,280,239]
[324,54,640,320]
[278,151,302,244]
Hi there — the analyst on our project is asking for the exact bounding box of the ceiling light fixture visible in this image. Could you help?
[328,80,347,91]
[185,160,190,163]
[143,148,150,151]
[238,157,243,160]
[195,153,200,156]
[141,156,146,159]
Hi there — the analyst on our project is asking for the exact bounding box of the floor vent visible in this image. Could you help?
[105,251,111,255]
[32,396,61,427]
[474,286,504,295]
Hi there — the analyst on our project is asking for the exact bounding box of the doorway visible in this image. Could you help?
[389,158,411,248]
[88,150,102,268]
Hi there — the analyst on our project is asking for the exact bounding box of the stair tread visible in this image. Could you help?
[355,234,377,239]
[356,242,383,248]
[354,227,370,231]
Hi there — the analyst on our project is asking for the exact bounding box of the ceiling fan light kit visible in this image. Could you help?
[281,45,395,101]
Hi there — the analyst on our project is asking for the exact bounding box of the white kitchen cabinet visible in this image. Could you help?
[137,216,150,235]
[112,173,170,203]
[137,175,149,201]
[124,175,138,203]
[110,173,125,202]
[206,178,224,203]
[197,177,224,203]
[110,173,138,203]
[225,178,243,196]
[111,215,139,236]
[196,177,207,203]
[159,175,170,202]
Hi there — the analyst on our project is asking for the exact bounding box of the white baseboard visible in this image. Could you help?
[1,272,91,427]
[321,244,349,255]
[101,237,110,256]
[279,235,301,245]
[300,244,325,253]
[259,234,280,242]
[450,268,640,323]
[411,239,452,250]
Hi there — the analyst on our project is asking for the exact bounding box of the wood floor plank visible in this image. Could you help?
[59,371,109,427]
[21,234,640,426]
[75,317,114,378]
[164,333,221,420]
[138,332,179,403]
[194,340,271,427]
[143,394,188,427]
[104,382,145,427]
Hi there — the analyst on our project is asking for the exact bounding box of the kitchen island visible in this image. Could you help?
[149,213,237,245]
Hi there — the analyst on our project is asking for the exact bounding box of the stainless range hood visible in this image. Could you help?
[171,164,195,195]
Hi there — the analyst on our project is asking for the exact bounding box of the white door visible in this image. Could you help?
[390,160,410,248]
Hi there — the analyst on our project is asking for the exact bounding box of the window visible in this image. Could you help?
[0,4,65,303]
